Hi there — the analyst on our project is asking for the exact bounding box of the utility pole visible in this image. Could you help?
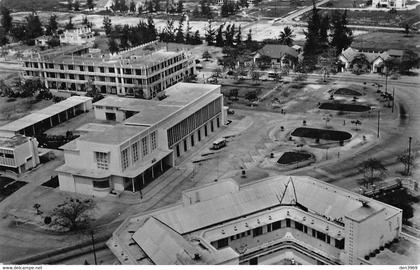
[392,87,395,113]
[377,110,380,138]
[91,230,98,265]
[385,70,388,94]
[407,136,412,175]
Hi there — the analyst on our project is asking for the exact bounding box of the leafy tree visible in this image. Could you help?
[0,28,8,46]
[67,0,73,10]
[245,90,258,101]
[330,10,353,55]
[47,37,60,47]
[319,14,329,44]
[257,55,271,69]
[153,0,160,11]
[246,29,252,45]
[24,13,43,43]
[1,6,13,33]
[239,0,248,8]
[20,78,44,97]
[46,15,59,36]
[65,17,75,30]
[147,16,157,40]
[399,50,419,73]
[73,0,80,11]
[303,3,321,56]
[175,16,185,43]
[185,20,192,44]
[360,158,386,187]
[279,26,294,46]
[205,20,216,45]
[215,24,224,47]
[108,37,119,54]
[120,0,128,12]
[147,0,154,12]
[192,30,202,44]
[138,5,143,14]
[176,0,183,13]
[398,152,414,176]
[87,0,95,10]
[200,0,212,18]
[235,25,242,45]
[10,24,26,41]
[50,197,95,231]
[103,16,112,36]
[129,0,136,12]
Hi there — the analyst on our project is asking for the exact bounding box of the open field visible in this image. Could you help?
[299,6,420,28]
[1,0,90,11]
[353,31,420,53]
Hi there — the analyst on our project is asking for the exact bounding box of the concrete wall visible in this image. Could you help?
[58,173,76,192]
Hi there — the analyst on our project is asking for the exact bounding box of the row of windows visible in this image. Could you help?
[167,98,222,147]
[120,131,158,171]
[211,218,345,250]
[95,151,109,170]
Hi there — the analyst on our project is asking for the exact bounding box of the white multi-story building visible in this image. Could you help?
[56,83,227,197]
[0,135,40,174]
[372,0,406,8]
[20,43,196,99]
[59,26,95,45]
[108,175,402,265]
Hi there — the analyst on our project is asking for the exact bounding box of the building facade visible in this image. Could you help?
[56,83,226,197]
[20,43,196,99]
[0,135,40,174]
[108,176,402,265]
[59,26,95,45]
[372,0,406,8]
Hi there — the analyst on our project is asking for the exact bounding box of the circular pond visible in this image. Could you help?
[291,127,352,141]
[319,102,371,112]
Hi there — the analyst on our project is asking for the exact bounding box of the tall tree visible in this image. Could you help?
[0,6,13,33]
[46,14,58,36]
[215,24,224,47]
[73,0,80,11]
[279,26,294,46]
[120,0,127,12]
[25,13,43,42]
[108,37,119,54]
[175,16,185,43]
[330,10,353,55]
[147,16,157,40]
[129,0,136,12]
[205,20,216,45]
[192,30,202,44]
[319,15,329,44]
[176,0,183,13]
[87,0,95,10]
[185,20,192,44]
[0,28,8,46]
[67,0,73,10]
[147,0,154,12]
[65,17,75,30]
[246,29,252,45]
[103,16,112,36]
[235,25,242,45]
[153,0,160,11]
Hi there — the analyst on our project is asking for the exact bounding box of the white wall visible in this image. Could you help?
[58,173,76,192]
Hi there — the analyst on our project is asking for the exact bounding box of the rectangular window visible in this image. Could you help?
[272,220,282,230]
[211,120,214,132]
[198,129,201,141]
[217,117,220,128]
[295,221,303,231]
[191,135,195,147]
[204,125,208,136]
[132,142,139,163]
[93,180,110,188]
[68,65,74,70]
[230,235,235,241]
[88,66,94,72]
[217,238,228,249]
[183,139,187,152]
[79,66,84,71]
[247,230,251,236]
[252,227,263,237]
[241,232,246,237]
[150,131,157,150]
[267,224,272,232]
[326,235,331,244]
[286,218,291,228]
[335,239,345,249]
[317,231,326,242]
[142,137,148,157]
[109,67,115,73]
[121,148,129,170]
[95,152,109,170]
[312,229,316,237]
[303,225,308,234]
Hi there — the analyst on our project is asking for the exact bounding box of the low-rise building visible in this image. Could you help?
[56,83,226,197]
[20,42,196,99]
[59,26,95,45]
[253,44,299,69]
[108,175,402,265]
[0,96,93,137]
[0,134,40,174]
[372,0,406,8]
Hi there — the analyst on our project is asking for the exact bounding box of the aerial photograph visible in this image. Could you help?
[0,0,419,267]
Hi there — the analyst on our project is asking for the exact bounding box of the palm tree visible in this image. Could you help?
[279,26,295,46]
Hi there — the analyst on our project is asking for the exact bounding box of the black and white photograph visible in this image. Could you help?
[0,0,419,267]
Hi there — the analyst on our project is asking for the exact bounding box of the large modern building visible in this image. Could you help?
[108,176,402,265]
[56,83,226,197]
[20,42,196,99]
[0,134,40,174]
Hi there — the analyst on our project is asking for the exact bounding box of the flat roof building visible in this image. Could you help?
[0,134,40,174]
[21,41,196,99]
[108,175,402,265]
[0,96,93,137]
[56,83,227,197]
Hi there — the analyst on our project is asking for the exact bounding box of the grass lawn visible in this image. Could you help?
[320,0,370,8]
[277,151,313,164]
[248,0,314,18]
[319,102,371,112]
[291,127,352,141]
